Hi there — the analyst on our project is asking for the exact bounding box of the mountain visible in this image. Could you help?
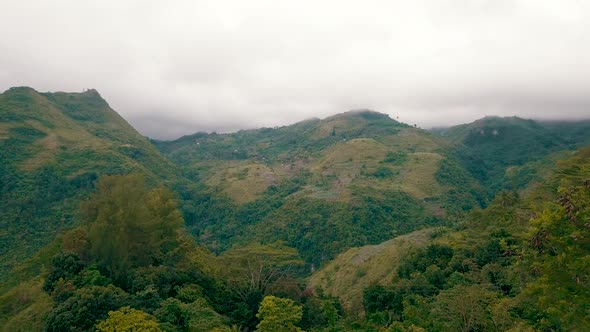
[0,87,178,276]
[434,116,590,194]
[308,145,590,330]
[1,87,589,331]
[439,116,563,166]
[154,110,486,267]
[540,119,590,148]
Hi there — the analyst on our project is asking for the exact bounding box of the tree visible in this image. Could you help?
[219,243,303,302]
[363,284,403,316]
[301,295,340,329]
[519,179,590,330]
[256,296,303,332]
[44,285,129,332]
[84,175,183,284]
[43,252,85,293]
[62,227,91,261]
[217,243,303,329]
[95,306,161,332]
[430,284,497,332]
[154,297,228,331]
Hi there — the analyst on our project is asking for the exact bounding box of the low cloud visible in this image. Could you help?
[1,1,589,139]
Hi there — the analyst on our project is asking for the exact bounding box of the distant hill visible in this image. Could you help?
[0,87,178,276]
[155,113,590,270]
[434,116,590,193]
[440,116,564,164]
[154,110,485,267]
[539,119,590,148]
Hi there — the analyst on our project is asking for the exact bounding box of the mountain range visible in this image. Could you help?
[1,87,589,331]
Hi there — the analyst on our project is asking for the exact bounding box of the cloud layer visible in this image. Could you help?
[1,0,589,138]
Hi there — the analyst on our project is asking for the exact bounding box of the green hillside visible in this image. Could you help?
[308,228,437,315]
[0,87,178,276]
[540,119,590,148]
[154,110,486,267]
[308,145,590,330]
[2,88,589,331]
[435,116,590,194]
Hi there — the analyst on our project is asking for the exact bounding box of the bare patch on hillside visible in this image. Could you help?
[0,124,11,139]
[381,128,440,152]
[205,161,281,204]
[311,117,367,139]
[398,152,444,199]
[308,228,436,315]
[312,138,388,180]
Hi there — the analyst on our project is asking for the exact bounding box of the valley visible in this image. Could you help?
[1,88,589,331]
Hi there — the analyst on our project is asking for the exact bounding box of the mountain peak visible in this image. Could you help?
[3,87,103,98]
[323,109,400,124]
[5,86,37,93]
[2,86,41,98]
[337,109,388,118]
[81,88,101,97]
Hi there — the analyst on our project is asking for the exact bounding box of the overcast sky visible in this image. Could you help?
[1,1,589,139]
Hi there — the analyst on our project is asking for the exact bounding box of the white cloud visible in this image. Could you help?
[1,0,589,138]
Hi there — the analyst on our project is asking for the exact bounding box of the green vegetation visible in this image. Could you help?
[438,116,590,195]
[155,110,484,269]
[256,296,303,332]
[0,87,177,277]
[85,175,184,285]
[2,88,590,330]
[95,306,162,332]
[308,229,436,315]
[154,110,408,164]
[309,146,590,331]
[1,174,315,331]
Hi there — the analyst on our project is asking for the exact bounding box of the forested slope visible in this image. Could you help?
[309,145,590,331]
[0,87,178,276]
[437,116,590,194]
[2,87,589,331]
[155,110,485,267]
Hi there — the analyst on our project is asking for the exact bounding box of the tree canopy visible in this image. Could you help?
[84,175,183,284]
[95,306,161,332]
[256,296,303,332]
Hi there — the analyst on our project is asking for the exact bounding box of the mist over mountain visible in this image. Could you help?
[3,1,590,139]
[2,1,590,330]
